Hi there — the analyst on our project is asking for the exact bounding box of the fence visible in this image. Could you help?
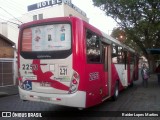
[0,58,17,87]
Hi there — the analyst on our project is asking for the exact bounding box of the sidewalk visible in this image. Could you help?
[137,73,159,88]
[129,73,160,111]
[0,85,18,97]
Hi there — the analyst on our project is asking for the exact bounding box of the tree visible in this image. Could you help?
[111,27,142,54]
[111,27,126,42]
[92,0,160,63]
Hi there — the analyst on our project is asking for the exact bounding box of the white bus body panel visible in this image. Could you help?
[115,64,128,87]
[19,87,86,108]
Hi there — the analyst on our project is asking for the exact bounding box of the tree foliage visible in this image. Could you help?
[111,27,142,54]
[92,0,160,59]
[111,27,126,42]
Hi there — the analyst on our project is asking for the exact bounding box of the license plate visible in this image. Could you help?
[39,96,50,101]
[40,82,51,87]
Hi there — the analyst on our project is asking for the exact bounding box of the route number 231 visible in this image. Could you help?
[59,67,68,76]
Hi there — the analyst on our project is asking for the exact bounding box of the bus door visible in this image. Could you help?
[129,53,134,83]
[123,50,128,86]
[102,43,111,100]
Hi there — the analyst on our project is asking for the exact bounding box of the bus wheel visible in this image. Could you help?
[112,81,119,101]
[129,82,133,87]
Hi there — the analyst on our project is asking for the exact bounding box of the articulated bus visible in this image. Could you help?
[18,16,139,109]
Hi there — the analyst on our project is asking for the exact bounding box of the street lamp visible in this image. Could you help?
[120,35,123,39]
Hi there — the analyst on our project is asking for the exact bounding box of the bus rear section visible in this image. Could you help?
[18,17,139,109]
[18,18,86,108]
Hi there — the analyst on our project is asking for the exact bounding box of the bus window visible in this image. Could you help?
[112,43,118,63]
[112,44,126,64]
[22,24,71,52]
[102,43,109,71]
[117,46,125,63]
[124,51,128,70]
[130,52,135,64]
[21,23,72,59]
[86,30,101,63]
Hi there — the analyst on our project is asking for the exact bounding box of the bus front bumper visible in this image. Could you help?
[18,86,86,108]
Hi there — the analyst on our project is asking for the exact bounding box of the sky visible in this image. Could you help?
[0,0,117,43]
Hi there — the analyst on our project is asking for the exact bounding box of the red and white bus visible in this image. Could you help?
[18,16,139,109]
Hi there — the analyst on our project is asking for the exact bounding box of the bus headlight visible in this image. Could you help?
[69,71,79,94]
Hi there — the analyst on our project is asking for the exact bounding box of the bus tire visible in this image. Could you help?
[112,81,119,101]
[129,82,133,87]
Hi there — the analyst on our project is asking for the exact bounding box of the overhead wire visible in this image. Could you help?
[0,6,23,24]
[3,0,42,16]
[0,0,64,24]
[0,0,63,25]
[1,0,25,14]
[0,0,42,45]
[0,13,11,20]
[0,0,41,24]
[0,17,20,26]
[8,23,19,30]
[4,0,29,10]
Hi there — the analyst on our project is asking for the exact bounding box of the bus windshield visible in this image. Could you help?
[22,24,71,52]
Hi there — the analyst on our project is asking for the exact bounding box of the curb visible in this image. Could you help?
[0,92,9,98]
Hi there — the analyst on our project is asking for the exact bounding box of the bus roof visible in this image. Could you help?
[20,16,135,53]
[81,16,135,53]
[101,31,135,53]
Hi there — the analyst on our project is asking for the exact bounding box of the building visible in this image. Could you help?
[0,0,89,47]
[0,34,15,58]
[0,0,88,87]
[0,34,17,86]
[25,0,88,22]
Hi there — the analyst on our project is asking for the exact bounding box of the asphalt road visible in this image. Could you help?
[0,74,160,120]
